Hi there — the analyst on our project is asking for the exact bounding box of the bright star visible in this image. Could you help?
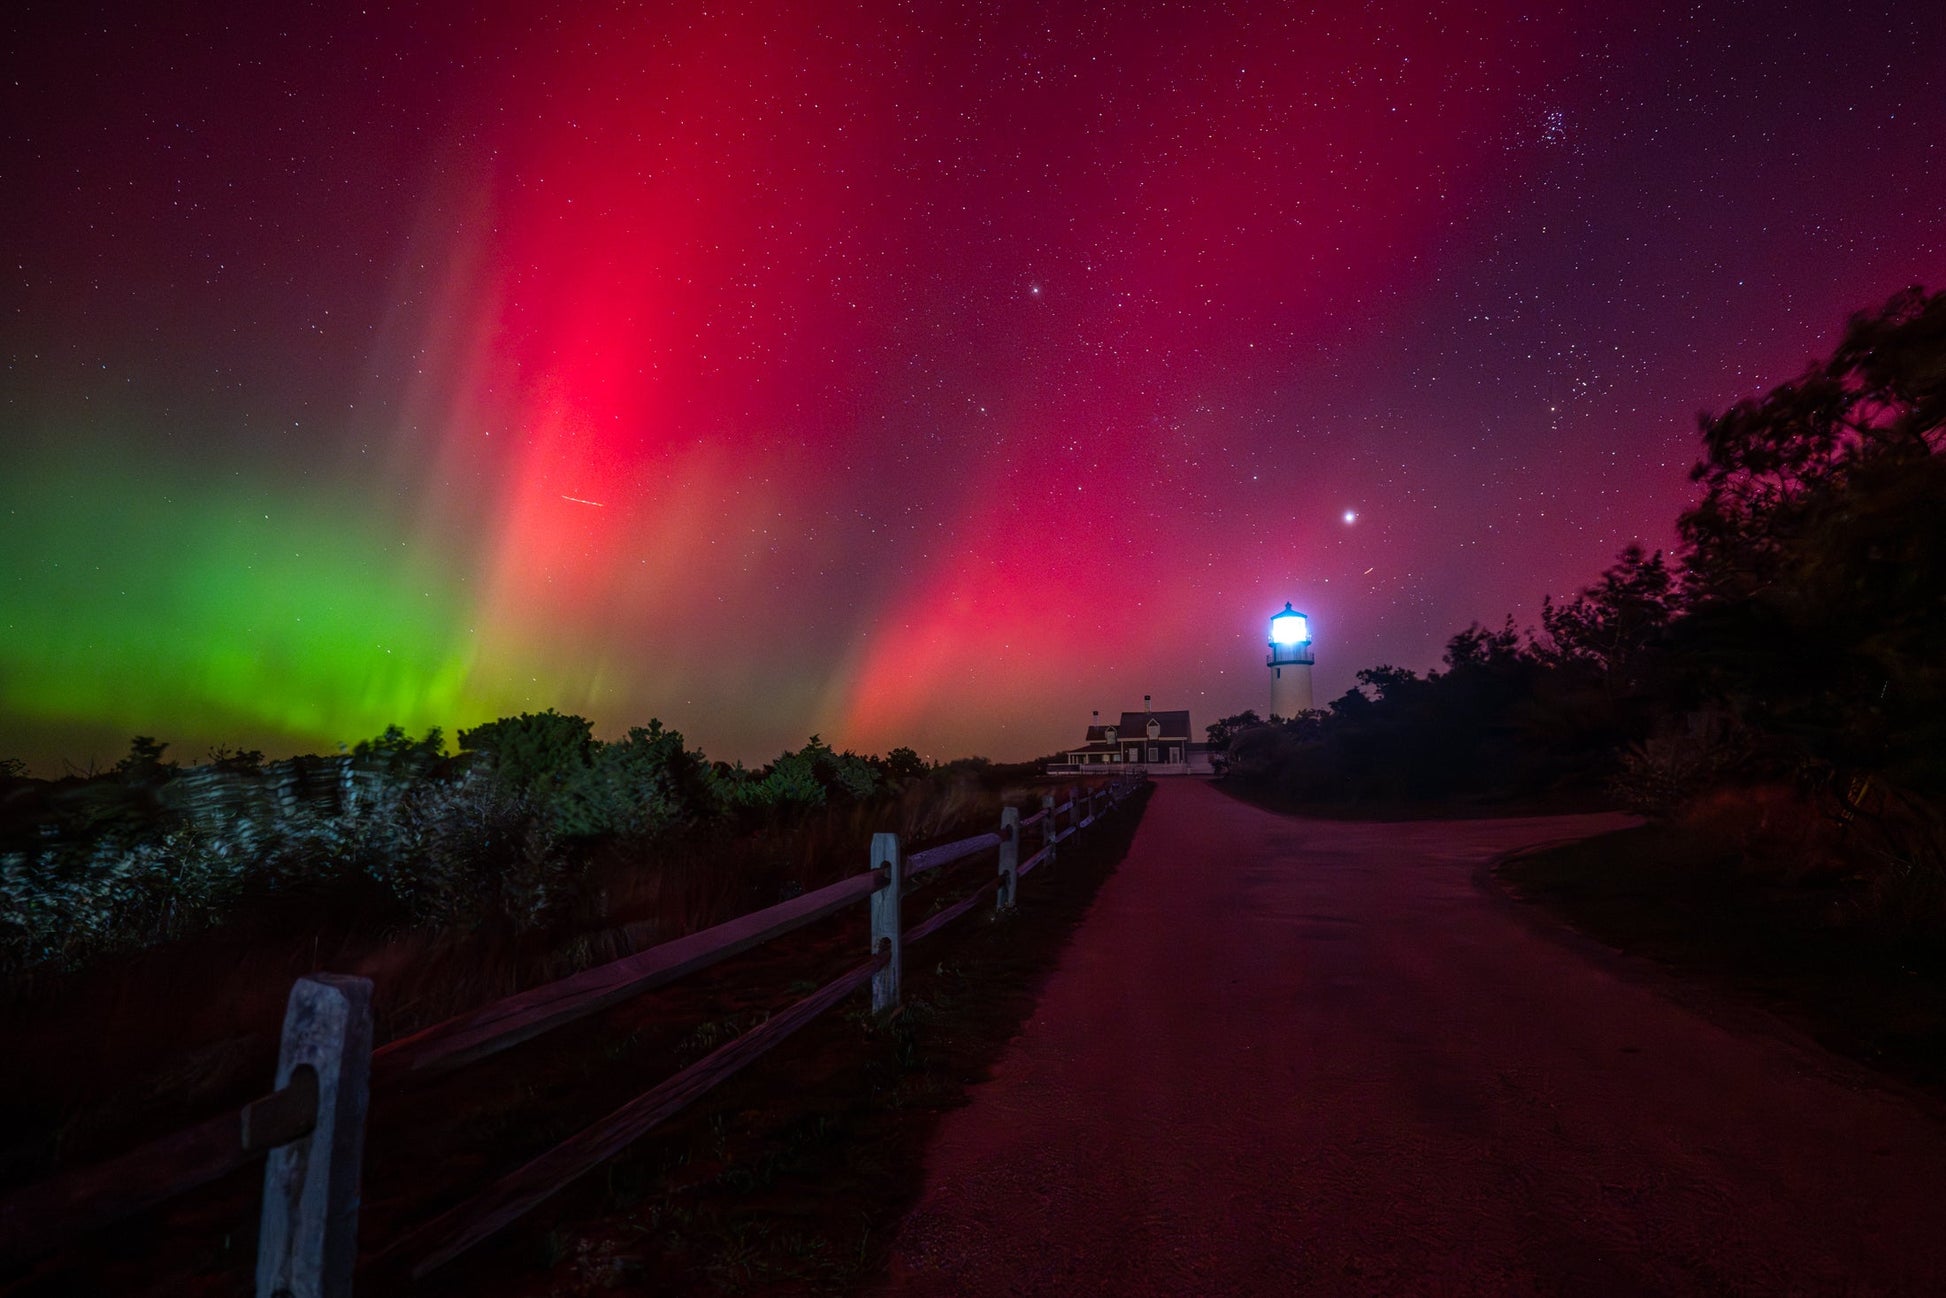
[1343,509,1357,524]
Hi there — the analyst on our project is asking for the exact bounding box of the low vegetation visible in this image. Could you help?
[0,710,1117,1293]
[0,718,947,979]
[1498,810,1946,1097]
[413,785,1150,1298]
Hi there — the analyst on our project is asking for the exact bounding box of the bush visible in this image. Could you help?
[0,758,582,973]
[457,712,725,843]
[551,720,719,840]
[1610,720,1757,820]
[725,736,880,813]
[1,825,242,968]
[351,724,445,779]
[458,710,595,794]
[384,774,567,932]
[0,716,975,976]
[1844,792,1946,949]
[877,746,929,784]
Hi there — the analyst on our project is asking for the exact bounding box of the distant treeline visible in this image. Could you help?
[1212,287,1944,880]
[0,714,1006,975]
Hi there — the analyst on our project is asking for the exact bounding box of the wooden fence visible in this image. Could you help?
[0,778,1143,1294]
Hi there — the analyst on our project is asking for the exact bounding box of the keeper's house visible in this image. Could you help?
[1046,697,1214,776]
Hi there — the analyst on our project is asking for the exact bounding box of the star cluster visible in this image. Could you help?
[3,0,1943,767]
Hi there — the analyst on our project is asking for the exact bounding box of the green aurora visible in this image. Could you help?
[0,437,534,766]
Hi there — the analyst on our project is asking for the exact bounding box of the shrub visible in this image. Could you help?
[384,774,567,932]
[725,737,880,813]
[114,736,178,785]
[458,710,595,794]
[551,720,719,840]
[1611,723,1753,820]
[877,746,929,783]
[1,825,242,969]
[350,724,445,779]
[1844,791,1946,949]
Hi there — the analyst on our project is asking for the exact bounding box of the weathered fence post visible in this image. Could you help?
[256,973,373,1298]
[870,832,902,1014]
[997,806,1019,911]
[1041,793,1057,870]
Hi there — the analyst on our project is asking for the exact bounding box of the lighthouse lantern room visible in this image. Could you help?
[1267,602,1315,717]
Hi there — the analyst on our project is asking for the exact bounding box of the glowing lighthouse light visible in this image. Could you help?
[1269,607,1309,646]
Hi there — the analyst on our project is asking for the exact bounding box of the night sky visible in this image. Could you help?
[3,1,1943,771]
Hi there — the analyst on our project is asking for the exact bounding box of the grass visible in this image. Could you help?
[405,783,1150,1298]
[0,777,1143,1297]
[0,773,1014,1201]
[1497,820,1946,1099]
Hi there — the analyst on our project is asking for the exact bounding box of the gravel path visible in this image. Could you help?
[881,779,1946,1296]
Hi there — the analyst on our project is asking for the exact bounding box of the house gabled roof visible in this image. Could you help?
[1076,707,1193,745]
[1115,709,1192,739]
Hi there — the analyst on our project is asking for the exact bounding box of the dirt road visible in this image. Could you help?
[882,780,1946,1296]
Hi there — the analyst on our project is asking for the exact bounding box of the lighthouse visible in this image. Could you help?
[1267,602,1314,717]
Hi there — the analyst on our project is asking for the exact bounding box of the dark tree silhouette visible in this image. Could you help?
[114,736,177,785]
[1205,710,1262,749]
[458,710,596,792]
[1536,543,1678,701]
[1677,286,1946,793]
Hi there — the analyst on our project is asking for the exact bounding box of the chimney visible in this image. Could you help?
[1144,694,1152,714]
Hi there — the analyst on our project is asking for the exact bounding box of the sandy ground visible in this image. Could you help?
[881,779,1946,1297]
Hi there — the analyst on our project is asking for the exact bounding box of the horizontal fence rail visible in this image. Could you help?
[0,778,1146,1293]
[373,870,884,1077]
[0,1065,318,1262]
[903,831,1003,878]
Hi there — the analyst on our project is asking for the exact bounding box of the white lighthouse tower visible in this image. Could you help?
[1267,602,1314,718]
